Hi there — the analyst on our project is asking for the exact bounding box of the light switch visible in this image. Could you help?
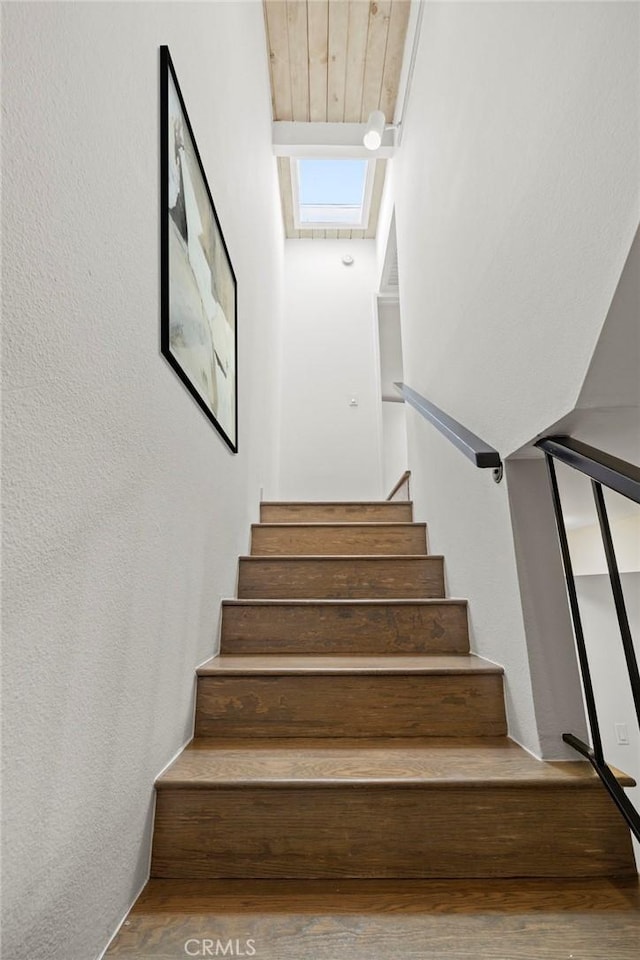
[615,722,629,745]
[349,397,359,407]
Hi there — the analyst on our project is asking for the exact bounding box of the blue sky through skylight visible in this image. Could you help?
[299,159,368,206]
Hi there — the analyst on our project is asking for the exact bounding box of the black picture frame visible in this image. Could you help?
[160,46,238,453]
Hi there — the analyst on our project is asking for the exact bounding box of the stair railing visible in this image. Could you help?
[386,470,411,501]
[536,435,640,841]
[391,381,638,839]
[393,382,503,482]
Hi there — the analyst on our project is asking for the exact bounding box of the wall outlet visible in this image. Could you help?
[614,722,629,745]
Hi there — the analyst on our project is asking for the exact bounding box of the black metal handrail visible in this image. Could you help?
[394,382,503,482]
[538,436,640,503]
[536,434,640,842]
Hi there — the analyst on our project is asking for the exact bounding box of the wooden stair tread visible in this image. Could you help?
[197,654,501,675]
[111,874,640,914]
[223,598,467,606]
[262,501,414,507]
[240,554,442,561]
[158,737,635,788]
[105,878,640,960]
[253,522,425,528]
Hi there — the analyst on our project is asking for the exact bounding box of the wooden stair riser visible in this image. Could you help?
[260,502,413,523]
[221,600,469,655]
[250,523,428,557]
[238,557,445,600]
[194,674,506,738]
[151,785,636,879]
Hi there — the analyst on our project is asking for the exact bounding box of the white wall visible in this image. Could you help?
[506,459,589,756]
[578,224,640,413]
[377,298,408,493]
[381,403,409,496]
[536,220,640,471]
[569,513,640,577]
[1,4,283,960]
[278,240,382,500]
[385,0,639,754]
[378,299,404,397]
[405,417,542,752]
[395,0,639,457]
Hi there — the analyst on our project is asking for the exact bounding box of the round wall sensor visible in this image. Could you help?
[342,255,354,266]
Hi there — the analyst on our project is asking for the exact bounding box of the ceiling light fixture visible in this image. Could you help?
[363,110,387,151]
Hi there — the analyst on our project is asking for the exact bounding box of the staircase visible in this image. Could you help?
[150,499,636,881]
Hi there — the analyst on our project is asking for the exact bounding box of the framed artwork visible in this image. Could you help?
[160,46,238,452]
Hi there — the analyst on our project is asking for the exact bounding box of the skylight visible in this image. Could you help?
[293,158,373,229]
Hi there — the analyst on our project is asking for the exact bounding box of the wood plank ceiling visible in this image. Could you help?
[264,0,411,239]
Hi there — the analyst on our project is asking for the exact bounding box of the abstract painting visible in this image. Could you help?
[160,46,238,452]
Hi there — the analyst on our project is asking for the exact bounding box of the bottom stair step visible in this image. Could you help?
[105,877,640,960]
[151,738,636,879]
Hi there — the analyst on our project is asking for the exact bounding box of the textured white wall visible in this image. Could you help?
[1,4,283,959]
[278,241,382,500]
[388,1,639,753]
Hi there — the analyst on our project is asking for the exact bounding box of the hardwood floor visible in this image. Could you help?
[106,877,640,959]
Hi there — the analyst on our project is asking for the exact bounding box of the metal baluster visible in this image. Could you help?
[544,454,604,764]
[591,480,640,729]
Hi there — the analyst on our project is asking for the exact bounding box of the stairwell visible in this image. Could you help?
[107,498,638,956]
[154,497,636,878]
